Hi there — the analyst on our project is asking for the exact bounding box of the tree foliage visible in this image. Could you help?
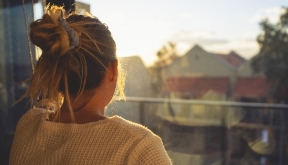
[154,42,178,68]
[251,8,288,101]
[148,42,178,94]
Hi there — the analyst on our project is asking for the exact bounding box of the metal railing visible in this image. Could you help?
[108,96,288,165]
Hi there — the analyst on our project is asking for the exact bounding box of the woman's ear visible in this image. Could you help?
[108,60,118,82]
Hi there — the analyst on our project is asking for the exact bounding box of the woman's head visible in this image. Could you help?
[25,5,124,120]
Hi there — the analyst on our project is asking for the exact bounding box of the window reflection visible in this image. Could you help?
[0,1,37,164]
[1,0,288,164]
[108,98,286,164]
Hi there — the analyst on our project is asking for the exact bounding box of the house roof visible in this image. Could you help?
[212,51,246,68]
[233,77,271,97]
[162,77,229,96]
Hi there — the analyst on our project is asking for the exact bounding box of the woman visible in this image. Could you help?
[9,5,171,165]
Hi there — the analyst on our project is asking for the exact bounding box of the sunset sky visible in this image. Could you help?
[36,0,288,66]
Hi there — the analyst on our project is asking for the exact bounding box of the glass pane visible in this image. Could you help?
[107,99,287,164]
[1,0,288,164]
[0,1,38,164]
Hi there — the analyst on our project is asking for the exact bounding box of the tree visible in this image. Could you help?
[148,42,178,95]
[251,7,288,102]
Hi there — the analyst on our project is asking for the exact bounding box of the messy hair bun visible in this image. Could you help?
[21,6,125,122]
[30,7,71,57]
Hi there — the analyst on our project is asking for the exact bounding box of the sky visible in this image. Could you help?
[37,0,288,66]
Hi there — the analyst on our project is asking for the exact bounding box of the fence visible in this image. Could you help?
[106,97,288,165]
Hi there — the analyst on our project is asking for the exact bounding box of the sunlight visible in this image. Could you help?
[40,0,287,65]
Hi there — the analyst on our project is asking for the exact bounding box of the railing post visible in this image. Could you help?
[139,101,145,125]
[221,105,227,165]
[278,110,285,165]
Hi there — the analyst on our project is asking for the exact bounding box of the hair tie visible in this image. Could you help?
[58,18,79,49]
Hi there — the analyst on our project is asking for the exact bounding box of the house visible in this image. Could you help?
[155,45,276,128]
[162,77,229,100]
[233,77,271,101]
[162,45,241,80]
[162,45,247,100]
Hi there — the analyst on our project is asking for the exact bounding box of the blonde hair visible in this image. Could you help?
[22,6,125,121]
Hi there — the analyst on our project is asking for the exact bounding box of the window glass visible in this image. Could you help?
[1,0,288,164]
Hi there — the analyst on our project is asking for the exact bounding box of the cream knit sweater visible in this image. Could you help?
[10,109,172,165]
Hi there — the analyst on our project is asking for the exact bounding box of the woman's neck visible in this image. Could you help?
[53,89,108,124]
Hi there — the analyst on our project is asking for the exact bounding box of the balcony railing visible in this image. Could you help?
[107,97,288,165]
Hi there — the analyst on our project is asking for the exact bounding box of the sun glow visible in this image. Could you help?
[36,0,288,66]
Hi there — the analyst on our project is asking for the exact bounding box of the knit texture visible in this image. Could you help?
[10,109,172,165]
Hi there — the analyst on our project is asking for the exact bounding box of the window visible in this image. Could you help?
[1,0,288,164]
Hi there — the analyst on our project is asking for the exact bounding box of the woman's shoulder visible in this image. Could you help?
[109,117,172,165]
[17,108,45,123]
[109,116,159,139]
[16,110,159,140]
[13,108,46,137]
